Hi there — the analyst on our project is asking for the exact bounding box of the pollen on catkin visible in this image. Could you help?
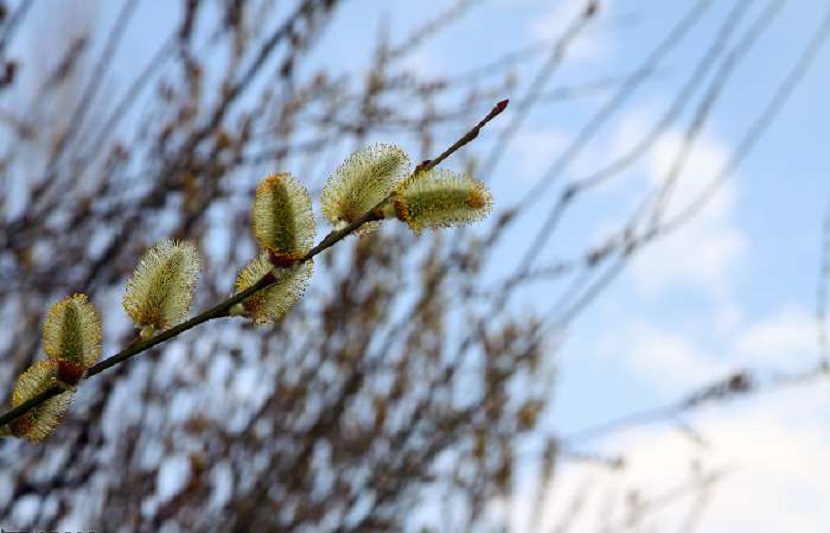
[122,239,201,332]
[251,173,316,264]
[393,169,493,233]
[321,144,411,230]
[42,294,102,384]
[10,361,73,442]
[234,253,313,325]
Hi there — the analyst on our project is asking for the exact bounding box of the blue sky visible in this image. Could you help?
[318,1,830,530]
[467,1,830,531]
[10,0,830,530]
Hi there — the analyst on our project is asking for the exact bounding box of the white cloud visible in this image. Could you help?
[713,301,743,336]
[644,124,732,218]
[734,309,818,365]
[596,385,830,533]
[608,307,819,399]
[557,305,829,532]
[614,323,729,393]
[498,382,830,533]
[610,109,747,297]
[632,218,746,296]
[514,127,572,180]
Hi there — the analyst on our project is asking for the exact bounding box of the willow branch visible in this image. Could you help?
[0,98,509,433]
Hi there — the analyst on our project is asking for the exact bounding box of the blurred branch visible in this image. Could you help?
[563,360,830,446]
[598,466,731,533]
[648,0,783,230]
[538,0,827,337]
[658,0,830,233]
[0,0,34,51]
[503,0,715,286]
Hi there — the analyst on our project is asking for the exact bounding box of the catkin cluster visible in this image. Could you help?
[3,142,493,442]
[322,144,493,233]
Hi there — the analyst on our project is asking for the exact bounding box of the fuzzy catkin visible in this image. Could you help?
[42,293,102,383]
[251,173,316,260]
[235,253,313,325]
[122,239,201,331]
[394,169,493,233]
[321,144,410,229]
[11,361,73,442]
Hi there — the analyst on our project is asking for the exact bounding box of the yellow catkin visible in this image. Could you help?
[321,144,411,230]
[10,361,73,442]
[42,294,102,383]
[122,239,201,331]
[234,253,313,325]
[251,173,316,262]
[393,169,493,233]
